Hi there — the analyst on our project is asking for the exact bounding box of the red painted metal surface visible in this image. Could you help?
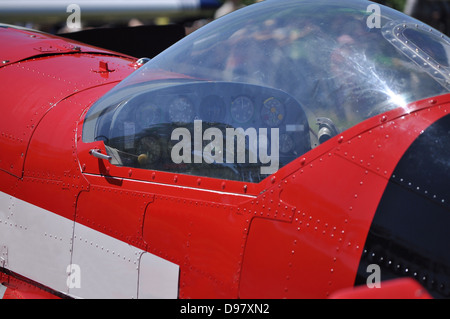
[0,26,136,178]
[1,274,61,299]
[330,278,432,299]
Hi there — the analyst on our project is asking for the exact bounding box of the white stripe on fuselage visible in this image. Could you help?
[0,284,6,299]
[0,190,179,299]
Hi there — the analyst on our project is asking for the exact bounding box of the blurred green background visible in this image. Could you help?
[381,0,407,11]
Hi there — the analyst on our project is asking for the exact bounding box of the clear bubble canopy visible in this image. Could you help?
[83,0,450,182]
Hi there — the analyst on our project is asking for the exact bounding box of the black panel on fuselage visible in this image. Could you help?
[356,114,450,298]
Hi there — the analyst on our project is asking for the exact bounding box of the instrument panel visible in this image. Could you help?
[128,82,305,133]
[106,81,311,182]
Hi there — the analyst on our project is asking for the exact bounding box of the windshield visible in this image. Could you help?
[83,0,450,183]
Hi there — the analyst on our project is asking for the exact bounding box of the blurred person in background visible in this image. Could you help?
[215,0,246,19]
[404,0,450,35]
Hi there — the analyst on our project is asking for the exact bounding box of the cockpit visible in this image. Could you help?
[82,0,450,183]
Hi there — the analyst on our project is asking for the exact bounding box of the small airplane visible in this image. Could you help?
[0,0,449,299]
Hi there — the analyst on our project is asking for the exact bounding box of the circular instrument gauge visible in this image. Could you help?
[169,96,194,123]
[137,136,161,165]
[137,104,161,128]
[231,96,254,123]
[261,97,285,127]
[279,133,294,154]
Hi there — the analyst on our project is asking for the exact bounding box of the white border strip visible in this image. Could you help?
[0,284,6,299]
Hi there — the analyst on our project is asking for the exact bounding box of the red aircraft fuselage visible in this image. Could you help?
[0,25,448,299]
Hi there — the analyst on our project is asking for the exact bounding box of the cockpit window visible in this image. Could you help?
[85,81,310,183]
[83,0,450,183]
